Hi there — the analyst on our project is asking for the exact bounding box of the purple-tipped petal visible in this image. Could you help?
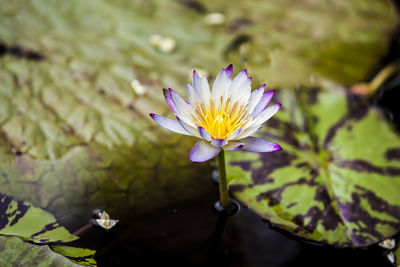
[163,89,177,114]
[212,66,233,103]
[186,83,199,104]
[229,69,252,103]
[258,84,267,90]
[223,141,244,151]
[169,88,194,125]
[193,69,199,81]
[247,85,266,114]
[237,125,262,139]
[190,140,221,162]
[149,114,191,136]
[176,116,201,138]
[192,70,211,104]
[225,64,233,79]
[253,103,281,126]
[231,69,249,87]
[227,128,243,140]
[192,70,202,93]
[242,137,282,153]
[169,88,191,105]
[252,90,275,117]
[211,138,228,147]
[198,126,212,141]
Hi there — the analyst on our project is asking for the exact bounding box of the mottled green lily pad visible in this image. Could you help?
[227,84,400,247]
[0,0,397,160]
[0,236,85,267]
[0,193,77,244]
[50,245,97,266]
[0,194,96,266]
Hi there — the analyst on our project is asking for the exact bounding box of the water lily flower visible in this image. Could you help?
[149,65,282,162]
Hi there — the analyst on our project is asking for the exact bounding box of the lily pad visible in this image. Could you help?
[0,193,96,266]
[50,245,97,266]
[0,0,396,161]
[0,236,85,267]
[227,84,400,247]
[0,192,77,244]
[0,142,212,226]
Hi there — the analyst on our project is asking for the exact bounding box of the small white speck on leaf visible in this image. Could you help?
[131,79,147,95]
[149,34,176,53]
[205,13,226,25]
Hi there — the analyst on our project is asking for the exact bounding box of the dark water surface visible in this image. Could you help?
[72,178,392,267]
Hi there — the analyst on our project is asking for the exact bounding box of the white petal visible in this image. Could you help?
[186,83,199,105]
[229,69,251,103]
[169,88,195,126]
[227,128,243,141]
[150,114,192,136]
[177,117,201,138]
[192,70,201,94]
[212,65,232,105]
[223,141,244,151]
[235,77,252,104]
[252,90,274,117]
[198,126,212,141]
[211,138,228,147]
[230,69,248,91]
[252,103,281,127]
[163,89,177,114]
[242,137,282,153]
[193,70,211,104]
[189,140,221,162]
[247,85,266,115]
[236,125,262,139]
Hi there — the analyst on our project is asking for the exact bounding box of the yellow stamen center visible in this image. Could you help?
[192,98,250,140]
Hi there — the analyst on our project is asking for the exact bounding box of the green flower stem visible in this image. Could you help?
[217,150,230,209]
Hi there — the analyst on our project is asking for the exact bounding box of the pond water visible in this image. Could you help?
[70,176,393,267]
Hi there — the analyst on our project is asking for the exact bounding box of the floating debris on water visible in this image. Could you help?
[386,251,395,264]
[130,79,147,95]
[149,34,176,53]
[378,238,396,250]
[149,34,162,46]
[94,210,119,230]
[205,13,225,25]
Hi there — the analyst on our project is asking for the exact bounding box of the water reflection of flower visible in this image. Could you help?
[150,65,282,162]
